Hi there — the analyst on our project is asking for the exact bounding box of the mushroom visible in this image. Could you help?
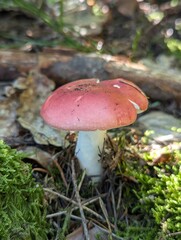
[40,78,148,182]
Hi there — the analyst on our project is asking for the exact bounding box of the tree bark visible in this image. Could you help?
[0,50,180,103]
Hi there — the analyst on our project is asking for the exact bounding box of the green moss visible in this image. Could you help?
[165,38,181,59]
[128,149,181,238]
[134,163,181,235]
[0,140,48,239]
[116,222,158,240]
[114,132,181,239]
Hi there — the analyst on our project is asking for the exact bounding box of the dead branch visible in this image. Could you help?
[71,159,90,240]
[0,50,181,103]
[44,188,105,221]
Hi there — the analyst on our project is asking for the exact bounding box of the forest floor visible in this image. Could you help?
[0,1,181,239]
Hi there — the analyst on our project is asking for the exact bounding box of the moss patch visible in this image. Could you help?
[0,140,48,239]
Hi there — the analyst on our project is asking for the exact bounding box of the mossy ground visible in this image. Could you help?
[1,129,181,240]
[0,140,49,240]
[113,132,181,240]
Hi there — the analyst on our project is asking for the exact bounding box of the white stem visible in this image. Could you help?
[75,130,107,182]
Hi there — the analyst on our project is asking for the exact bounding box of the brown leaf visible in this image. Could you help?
[20,146,53,169]
[152,153,172,165]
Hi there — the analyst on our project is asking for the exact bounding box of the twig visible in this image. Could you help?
[165,231,181,238]
[44,188,78,205]
[71,159,90,240]
[48,211,85,222]
[81,194,107,206]
[32,167,49,174]
[46,211,67,218]
[53,157,68,188]
[46,194,106,222]
[69,214,85,222]
[117,180,124,211]
[78,170,86,192]
[111,189,118,231]
[44,188,105,221]
[98,197,113,239]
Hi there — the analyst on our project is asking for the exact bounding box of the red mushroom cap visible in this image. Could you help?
[40,78,148,131]
[101,78,148,112]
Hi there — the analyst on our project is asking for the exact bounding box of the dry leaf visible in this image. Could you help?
[20,146,53,169]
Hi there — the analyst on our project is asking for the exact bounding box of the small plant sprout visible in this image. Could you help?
[40,78,148,182]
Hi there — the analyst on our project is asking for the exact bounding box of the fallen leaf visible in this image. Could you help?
[152,153,172,165]
[20,146,53,169]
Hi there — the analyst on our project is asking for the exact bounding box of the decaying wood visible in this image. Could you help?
[0,50,181,103]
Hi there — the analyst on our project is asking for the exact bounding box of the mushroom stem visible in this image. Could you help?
[75,130,107,182]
